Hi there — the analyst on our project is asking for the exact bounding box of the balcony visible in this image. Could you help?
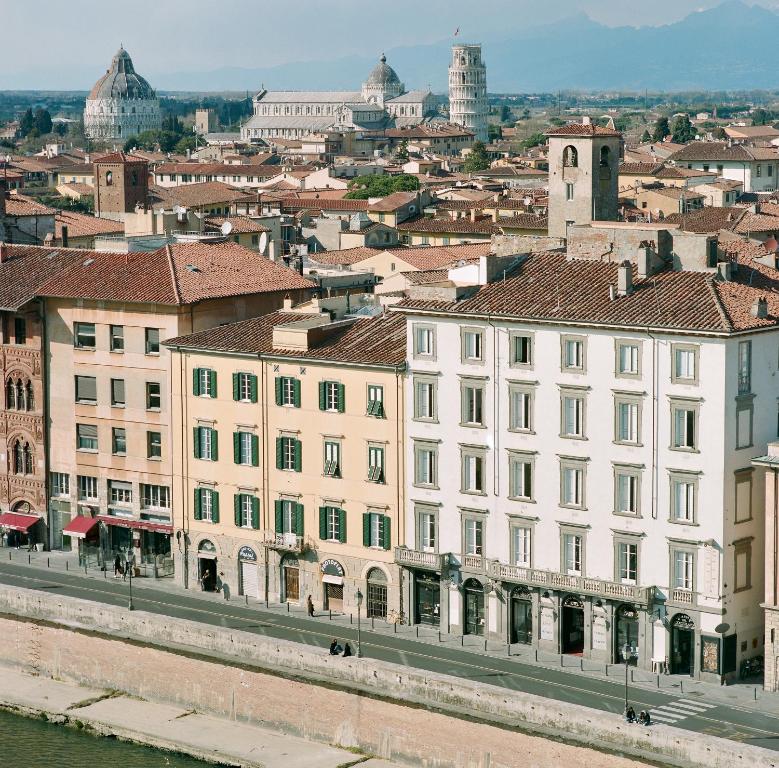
[462,554,485,573]
[261,531,306,553]
[487,560,654,605]
[394,546,449,573]
[668,588,696,607]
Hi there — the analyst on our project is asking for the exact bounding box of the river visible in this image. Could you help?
[0,708,212,767]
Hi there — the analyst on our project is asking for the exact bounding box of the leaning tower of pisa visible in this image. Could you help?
[448,43,488,143]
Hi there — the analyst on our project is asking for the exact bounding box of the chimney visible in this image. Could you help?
[283,294,293,311]
[491,209,498,223]
[750,297,768,319]
[609,284,617,301]
[470,208,476,223]
[637,247,651,278]
[617,260,633,296]
[582,116,591,126]
[718,261,734,281]
[61,225,69,248]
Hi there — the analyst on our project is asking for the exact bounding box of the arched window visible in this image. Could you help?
[23,443,33,475]
[600,145,611,168]
[16,379,24,410]
[25,381,33,412]
[563,146,578,168]
[13,440,23,474]
[5,379,15,410]
[106,171,113,186]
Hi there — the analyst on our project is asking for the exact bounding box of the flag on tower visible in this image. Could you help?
[454,27,459,36]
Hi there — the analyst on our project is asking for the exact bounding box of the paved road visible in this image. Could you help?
[1,560,778,751]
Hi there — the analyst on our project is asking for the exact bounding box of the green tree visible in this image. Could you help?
[641,129,651,142]
[488,124,503,142]
[18,108,34,138]
[463,141,490,173]
[520,108,531,120]
[520,132,546,149]
[671,114,696,144]
[652,116,670,142]
[500,104,512,123]
[174,134,199,155]
[752,108,771,126]
[33,108,52,135]
[344,173,420,200]
[396,139,408,161]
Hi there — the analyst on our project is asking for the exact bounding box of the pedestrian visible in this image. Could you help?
[307,595,314,617]
[221,576,231,601]
[329,638,340,655]
[625,705,636,723]
[121,551,128,581]
[114,554,122,579]
[216,571,225,594]
[342,642,352,658]
[638,710,651,726]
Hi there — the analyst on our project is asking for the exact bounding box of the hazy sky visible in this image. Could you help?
[2,0,778,87]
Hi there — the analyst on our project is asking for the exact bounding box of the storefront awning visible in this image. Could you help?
[96,515,173,535]
[62,516,99,540]
[0,512,40,532]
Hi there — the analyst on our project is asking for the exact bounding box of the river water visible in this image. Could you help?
[0,708,211,767]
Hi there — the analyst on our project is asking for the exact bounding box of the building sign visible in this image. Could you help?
[238,546,257,562]
[592,615,608,651]
[320,559,345,577]
[540,606,555,642]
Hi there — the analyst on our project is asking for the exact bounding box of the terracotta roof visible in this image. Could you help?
[664,207,747,233]
[95,152,147,165]
[307,246,387,266]
[368,191,419,212]
[546,123,622,138]
[0,245,84,310]
[280,198,369,212]
[55,211,123,239]
[388,242,492,270]
[150,182,252,209]
[34,242,313,305]
[164,310,406,366]
[57,182,95,196]
[395,250,779,333]
[668,142,779,163]
[619,162,664,175]
[397,215,497,234]
[154,162,279,178]
[734,212,779,235]
[497,214,549,230]
[4,194,55,216]
[203,216,269,234]
[652,187,704,201]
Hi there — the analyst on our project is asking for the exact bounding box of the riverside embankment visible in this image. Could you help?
[0,583,768,768]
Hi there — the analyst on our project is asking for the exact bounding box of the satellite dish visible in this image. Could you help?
[714,623,730,635]
[258,232,268,253]
[221,221,234,236]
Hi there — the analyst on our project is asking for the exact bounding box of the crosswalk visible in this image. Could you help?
[649,698,717,724]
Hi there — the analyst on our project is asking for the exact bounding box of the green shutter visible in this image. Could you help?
[275,437,283,469]
[295,503,304,536]
[275,377,283,406]
[251,434,259,467]
[294,439,302,472]
[193,488,202,521]
[337,383,345,413]
[232,373,240,401]
[251,497,259,530]
[209,369,217,398]
[293,378,301,408]
[382,515,391,550]
[211,429,218,461]
[362,513,370,547]
[193,368,200,396]
[274,500,283,533]
[212,491,220,523]
[338,507,347,543]
[319,506,327,539]
[193,427,200,459]
[234,494,241,526]
[250,374,258,404]
[233,432,240,464]
[318,381,326,411]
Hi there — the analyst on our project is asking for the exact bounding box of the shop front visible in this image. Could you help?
[282,554,300,603]
[49,499,73,551]
[414,571,441,626]
[198,539,218,591]
[0,510,43,549]
[98,515,173,578]
[62,514,99,566]
[670,613,695,675]
[321,558,345,611]
[561,594,585,655]
[463,578,485,636]
[238,546,260,599]
[366,567,388,619]
[510,585,533,644]
[615,603,640,665]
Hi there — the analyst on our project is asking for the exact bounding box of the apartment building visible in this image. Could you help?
[41,242,313,571]
[394,244,775,683]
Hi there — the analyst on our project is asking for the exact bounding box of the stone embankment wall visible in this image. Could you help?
[0,585,769,768]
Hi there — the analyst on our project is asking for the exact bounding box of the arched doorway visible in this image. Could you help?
[197,540,217,591]
[282,554,300,603]
[510,585,533,644]
[321,558,344,611]
[671,613,695,675]
[615,603,639,665]
[366,568,388,619]
[238,546,259,599]
[561,595,585,654]
[463,578,485,636]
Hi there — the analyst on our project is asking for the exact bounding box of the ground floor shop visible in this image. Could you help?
[0,510,45,550]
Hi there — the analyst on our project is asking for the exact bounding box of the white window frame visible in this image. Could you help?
[670,472,697,523]
[509,332,533,368]
[461,328,484,363]
[461,448,485,494]
[413,324,435,358]
[413,442,437,487]
[461,381,485,426]
[511,525,532,567]
[614,466,641,516]
[560,391,586,438]
[508,452,534,501]
[561,335,586,372]
[560,459,586,509]
[615,396,641,445]
[77,474,98,501]
[672,344,698,384]
[615,340,640,378]
[413,377,437,421]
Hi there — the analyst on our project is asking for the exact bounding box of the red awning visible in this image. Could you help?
[97,515,173,535]
[0,512,40,532]
[62,515,99,540]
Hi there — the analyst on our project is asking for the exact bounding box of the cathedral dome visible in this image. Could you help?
[365,54,401,88]
[88,47,156,101]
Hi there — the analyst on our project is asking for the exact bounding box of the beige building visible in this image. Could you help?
[165,310,406,618]
[42,242,314,569]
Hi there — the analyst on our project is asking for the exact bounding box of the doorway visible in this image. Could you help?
[366,568,388,619]
[325,582,343,611]
[198,556,217,592]
[282,555,300,602]
[615,604,639,666]
[671,613,695,675]
[414,572,440,626]
[511,587,533,644]
[464,578,485,636]
[561,595,585,655]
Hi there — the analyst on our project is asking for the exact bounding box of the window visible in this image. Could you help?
[235,431,258,466]
[738,340,752,395]
[561,461,585,508]
[146,382,161,410]
[565,182,574,201]
[367,384,384,417]
[145,328,160,355]
[110,325,124,352]
[235,372,258,403]
[734,541,752,592]
[671,474,697,523]
[323,439,341,477]
[614,468,640,515]
[75,375,97,404]
[735,470,753,523]
[736,405,753,449]
[321,505,344,542]
[105,171,113,185]
[757,164,763,178]
[50,472,69,498]
[320,380,344,413]
[276,499,301,535]
[141,483,170,510]
[193,367,216,398]
[671,403,697,450]
[615,399,640,444]
[77,475,98,501]
[14,317,26,345]
[563,533,583,576]
[461,450,485,494]
[510,333,532,367]
[672,345,698,383]
[76,423,98,451]
[562,336,585,371]
[417,509,437,552]
[509,453,533,500]
[74,323,96,349]
[368,445,385,482]
[364,512,390,550]
[563,145,578,167]
[561,393,585,438]
[462,329,483,362]
[109,480,132,506]
[672,550,694,591]
[617,541,638,585]
[147,431,162,459]
[193,426,217,461]
[461,383,484,426]
[110,378,125,407]
[414,442,437,486]
[509,386,532,431]
[463,518,483,556]
[616,341,640,377]
[277,436,301,472]
[275,376,298,407]
[195,487,218,523]
[512,526,532,567]
[234,493,254,528]
[413,324,435,357]
[413,378,436,420]
[111,427,127,455]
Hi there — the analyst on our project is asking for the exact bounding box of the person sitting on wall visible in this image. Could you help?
[342,642,352,658]
[625,706,636,723]
[329,638,342,655]
[638,710,651,726]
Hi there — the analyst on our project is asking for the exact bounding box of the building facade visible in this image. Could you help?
[448,44,488,143]
[93,153,149,221]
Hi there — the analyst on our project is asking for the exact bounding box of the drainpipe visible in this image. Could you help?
[41,298,52,551]
[260,353,270,603]
[648,329,659,521]
[395,361,404,618]
[180,347,189,590]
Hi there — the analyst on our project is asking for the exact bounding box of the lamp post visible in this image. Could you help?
[623,642,633,713]
[128,559,135,611]
[356,588,364,658]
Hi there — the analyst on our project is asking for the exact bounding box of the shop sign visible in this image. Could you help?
[321,558,345,577]
[238,546,257,562]
[540,606,555,641]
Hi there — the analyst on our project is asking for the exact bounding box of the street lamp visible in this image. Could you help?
[356,588,364,658]
[128,560,135,611]
[623,642,634,713]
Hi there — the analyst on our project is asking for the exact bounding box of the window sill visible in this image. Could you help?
[146,456,162,462]
[412,483,439,491]
[667,518,699,526]
[508,428,535,435]
[561,367,586,374]
[671,378,698,386]
[508,496,535,504]
[112,452,127,458]
[669,446,700,454]
[109,350,125,354]
[560,503,587,511]
[76,401,97,406]
[560,434,588,441]
[146,407,161,413]
[612,510,642,519]
[145,352,161,357]
[111,404,126,409]
[614,441,643,448]
[76,448,98,454]
[412,417,439,425]
[74,347,96,352]
[460,489,487,497]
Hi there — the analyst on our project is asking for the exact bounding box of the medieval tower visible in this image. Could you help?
[448,44,488,143]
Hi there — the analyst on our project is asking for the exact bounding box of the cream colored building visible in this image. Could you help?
[166,310,406,618]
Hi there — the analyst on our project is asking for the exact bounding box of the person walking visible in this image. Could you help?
[114,554,122,579]
[307,595,314,617]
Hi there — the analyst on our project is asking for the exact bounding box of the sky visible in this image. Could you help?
[1,0,778,88]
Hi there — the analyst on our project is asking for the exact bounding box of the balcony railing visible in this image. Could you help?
[394,546,448,572]
[668,588,695,606]
[462,554,485,572]
[487,560,653,605]
[261,531,306,553]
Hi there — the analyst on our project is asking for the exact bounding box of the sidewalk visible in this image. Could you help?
[13,547,773,713]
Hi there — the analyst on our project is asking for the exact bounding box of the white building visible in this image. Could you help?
[448,44,488,143]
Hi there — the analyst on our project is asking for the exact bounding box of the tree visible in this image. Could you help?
[652,117,670,143]
[488,124,503,142]
[53,122,68,137]
[671,114,696,144]
[344,173,420,200]
[752,108,771,126]
[641,129,651,142]
[18,108,34,138]
[174,134,199,155]
[33,108,52,136]
[520,132,546,150]
[463,141,490,173]
[500,104,512,123]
